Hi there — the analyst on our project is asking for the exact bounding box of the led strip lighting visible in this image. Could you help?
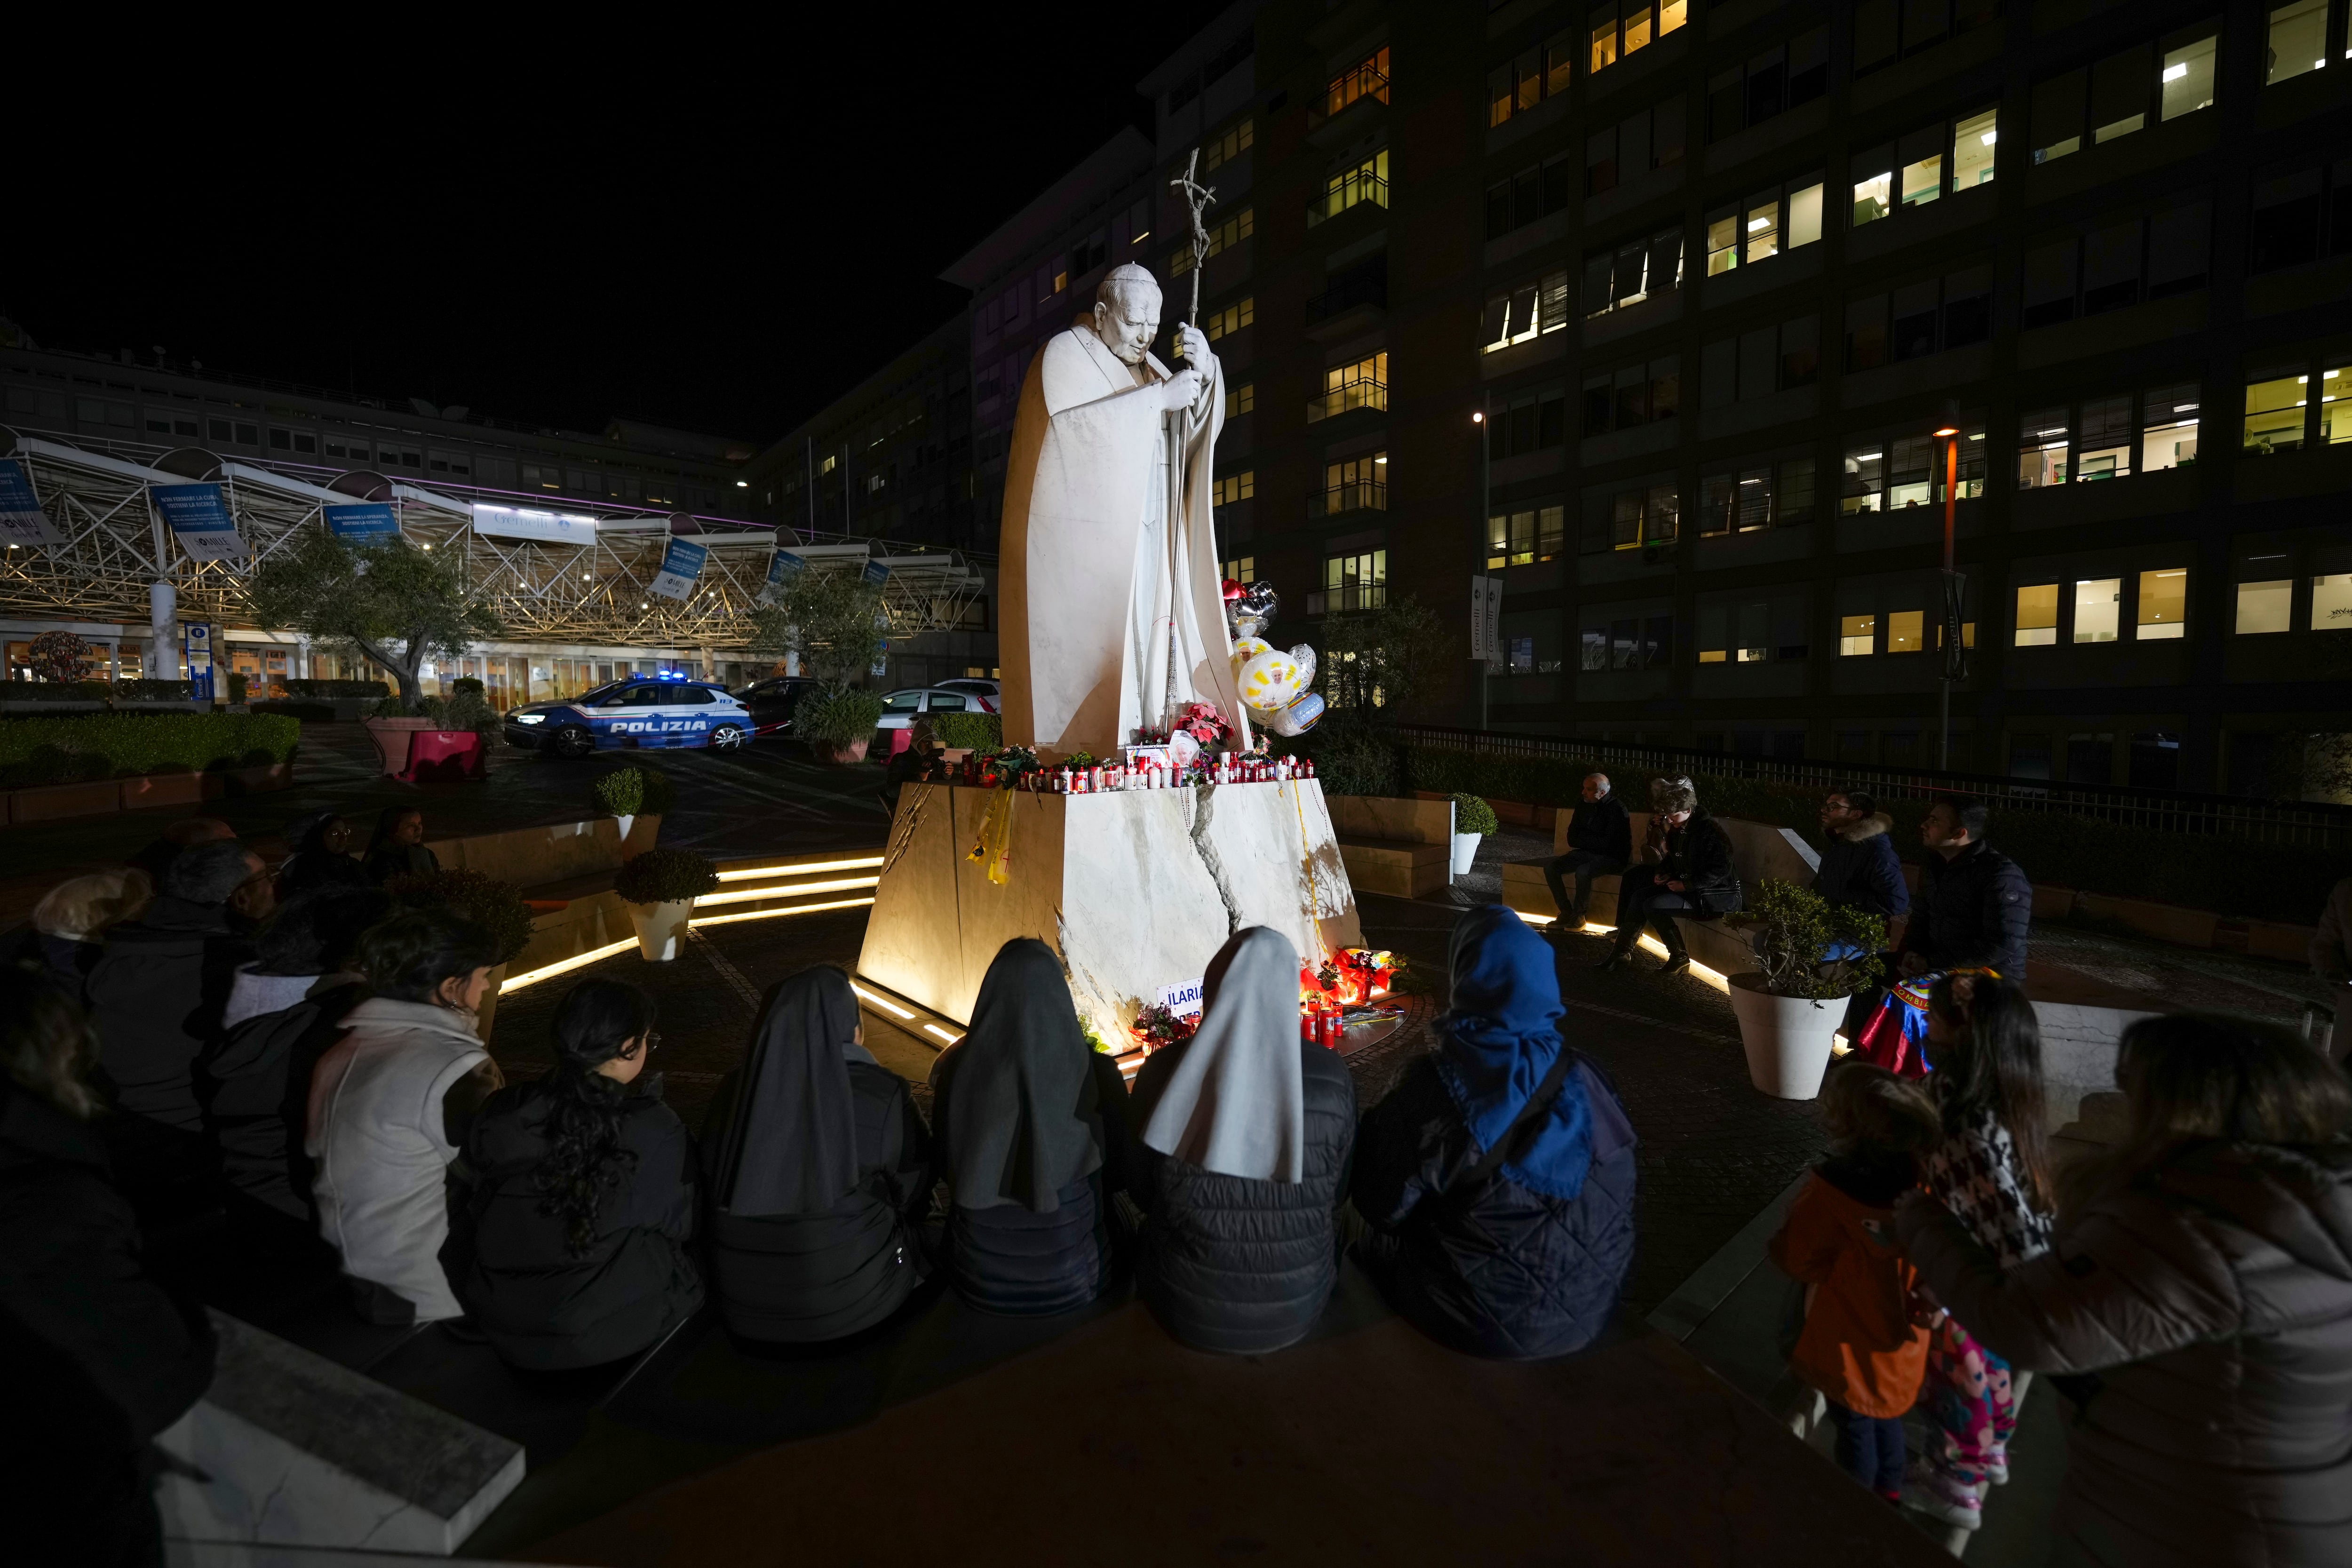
[693,876,881,908]
[687,896,875,929]
[500,938,638,994]
[714,855,885,882]
[1514,911,1731,994]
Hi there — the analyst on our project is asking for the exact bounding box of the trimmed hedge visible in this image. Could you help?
[383,869,534,964]
[1399,744,2352,924]
[0,712,301,789]
[114,679,196,701]
[283,678,389,699]
[930,712,1002,750]
[1,682,112,703]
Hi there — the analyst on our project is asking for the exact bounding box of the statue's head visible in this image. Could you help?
[1092,264,1161,366]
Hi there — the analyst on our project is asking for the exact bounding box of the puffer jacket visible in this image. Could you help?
[1768,1151,1928,1418]
[1351,1053,1637,1360]
[1565,795,1632,865]
[1646,810,1741,915]
[1126,1037,1357,1354]
[84,896,251,1132]
[698,1060,933,1345]
[206,979,365,1222]
[1898,1138,2352,1568]
[1899,838,2031,977]
[1813,812,1909,920]
[453,1078,702,1370]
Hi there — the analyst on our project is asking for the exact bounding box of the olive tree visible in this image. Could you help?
[746,568,889,688]
[246,527,501,711]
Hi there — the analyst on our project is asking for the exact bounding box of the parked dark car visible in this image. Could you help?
[736,677,825,738]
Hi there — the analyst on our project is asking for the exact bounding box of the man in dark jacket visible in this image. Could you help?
[1813,790,1910,920]
[1897,795,2031,979]
[87,839,262,1135]
[1542,772,1631,928]
[1606,776,1741,975]
[0,975,217,1567]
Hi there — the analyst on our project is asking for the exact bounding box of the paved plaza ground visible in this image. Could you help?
[27,721,2326,1560]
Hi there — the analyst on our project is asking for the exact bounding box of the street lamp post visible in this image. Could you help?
[1474,394,1491,731]
[1933,400,1962,770]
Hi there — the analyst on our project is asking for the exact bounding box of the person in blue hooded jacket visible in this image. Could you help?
[1351,905,1638,1359]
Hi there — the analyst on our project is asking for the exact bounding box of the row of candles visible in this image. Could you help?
[1019,754,1319,794]
[1299,1001,1348,1049]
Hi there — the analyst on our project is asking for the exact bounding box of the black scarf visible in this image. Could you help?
[710,966,866,1215]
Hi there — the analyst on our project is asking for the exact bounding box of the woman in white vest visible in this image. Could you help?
[308,908,505,1324]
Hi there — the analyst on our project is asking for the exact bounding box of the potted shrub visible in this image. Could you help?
[1450,791,1497,878]
[364,685,493,781]
[382,868,534,1039]
[613,847,719,962]
[1726,879,1888,1100]
[798,685,886,764]
[592,764,674,859]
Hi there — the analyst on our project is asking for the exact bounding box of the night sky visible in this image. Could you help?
[13,10,1223,446]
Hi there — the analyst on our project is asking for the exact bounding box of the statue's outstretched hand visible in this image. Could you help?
[1173,321,1213,369]
[1159,367,1204,412]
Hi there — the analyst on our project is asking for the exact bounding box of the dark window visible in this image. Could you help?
[1510,398,1537,451]
[1944,265,1994,345]
[1539,394,1565,447]
[1486,181,1513,239]
[1891,279,1940,360]
[2021,239,2079,328]
[1846,294,1890,370]
[2081,220,2145,314]
[2249,169,2322,273]
[1745,45,1787,126]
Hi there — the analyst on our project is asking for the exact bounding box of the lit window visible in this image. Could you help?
[2242,373,2307,454]
[2235,578,2292,633]
[1951,107,1997,190]
[2018,408,2070,487]
[2160,34,2218,121]
[1887,609,1925,653]
[1841,445,1886,514]
[2313,574,2352,631]
[1839,614,1876,655]
[2323,363,2351,444]
[1851,163,1892,228]
[2074,577,2122,643]
[2265,0,2328,87]
[2140,384,2201,470]
[1226,381,1255,418]
[1222,556,1255,583]
[1205,298,1255,342]
[2016,583,2060,645]
[2076,396,2134,481]
[1202,117,1255,173]
[2137,569,2188,638]
[1211,471,1255,507]
[1307,151,1388,228]
[1899,145,1943,207]
[1310,353,1388,422]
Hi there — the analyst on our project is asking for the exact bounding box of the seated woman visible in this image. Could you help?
[455,979,702,1369]
[307,909,505,1324]
[699,966,932,1344]
[1128,926,1357,1354]
[1352,905,1637,1360]
[277,812,368,898]
[14,869,150,998]
[930,938,1130,1315]
[363,807,439,886]
[1605,775,1741,976]
[209,885,388,1222]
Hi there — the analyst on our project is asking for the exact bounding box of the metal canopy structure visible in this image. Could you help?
[0,427,985,649]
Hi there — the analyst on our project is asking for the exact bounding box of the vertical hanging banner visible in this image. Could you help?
[184,623,215,701]
[758,548,805,605]
[649,537,708,601]
[323,503,401,542]
[151,483,249,562]
[861,557,891,587]
[1468,575,1504,662]
[0,459,66,546]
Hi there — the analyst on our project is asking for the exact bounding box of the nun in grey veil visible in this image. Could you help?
[1127,926,1359,1353]
[699,966,934,1344]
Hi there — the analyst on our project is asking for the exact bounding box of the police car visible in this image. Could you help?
[503,676,753,760]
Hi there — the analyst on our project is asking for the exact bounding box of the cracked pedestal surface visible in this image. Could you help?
[858,779,1361,1034]
[155,1311,523,1554]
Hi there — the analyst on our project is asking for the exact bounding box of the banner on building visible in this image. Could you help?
[151,483,248,562]
[649,537,708,601]
[0,459,66,547]
[861,557,891,587]
[471,504,597,546]
[758,548,806,605]
[323,503,400,543]
[1468,575,1503,663]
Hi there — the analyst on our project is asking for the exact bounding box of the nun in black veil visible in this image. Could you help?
[929,938,1133,1315]
[699,966,935,1344]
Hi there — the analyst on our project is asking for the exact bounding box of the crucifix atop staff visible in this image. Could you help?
[1158,149,1219,722]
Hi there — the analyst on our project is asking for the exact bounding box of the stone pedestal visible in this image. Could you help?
[156,1311,524,1555]
[858,778,1361,1035]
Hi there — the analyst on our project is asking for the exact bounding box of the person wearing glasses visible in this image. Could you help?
[449,978,701,1368]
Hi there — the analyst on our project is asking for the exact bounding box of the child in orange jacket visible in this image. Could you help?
[1768,1062,1942,1503]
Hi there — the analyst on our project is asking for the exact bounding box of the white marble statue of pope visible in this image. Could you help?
[997,263,1248,759]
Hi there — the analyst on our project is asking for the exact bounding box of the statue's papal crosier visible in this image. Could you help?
[998,263,1248,759]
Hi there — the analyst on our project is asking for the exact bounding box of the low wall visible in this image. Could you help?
[423,813,658,889]
[0,762,294,828]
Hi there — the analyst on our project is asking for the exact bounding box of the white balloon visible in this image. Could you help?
[1237,648,1302,713]
[1229,636,1271,669]
[1270,692,1325,736]
[1287,644,1317,691]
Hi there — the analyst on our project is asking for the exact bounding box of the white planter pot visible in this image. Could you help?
[1727,972,1841,1100]
[1450,831,1483,877]
[626,898,695,962]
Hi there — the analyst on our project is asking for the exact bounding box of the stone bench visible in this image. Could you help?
[1327,795,1454,900]
[157,1311,524,1556]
